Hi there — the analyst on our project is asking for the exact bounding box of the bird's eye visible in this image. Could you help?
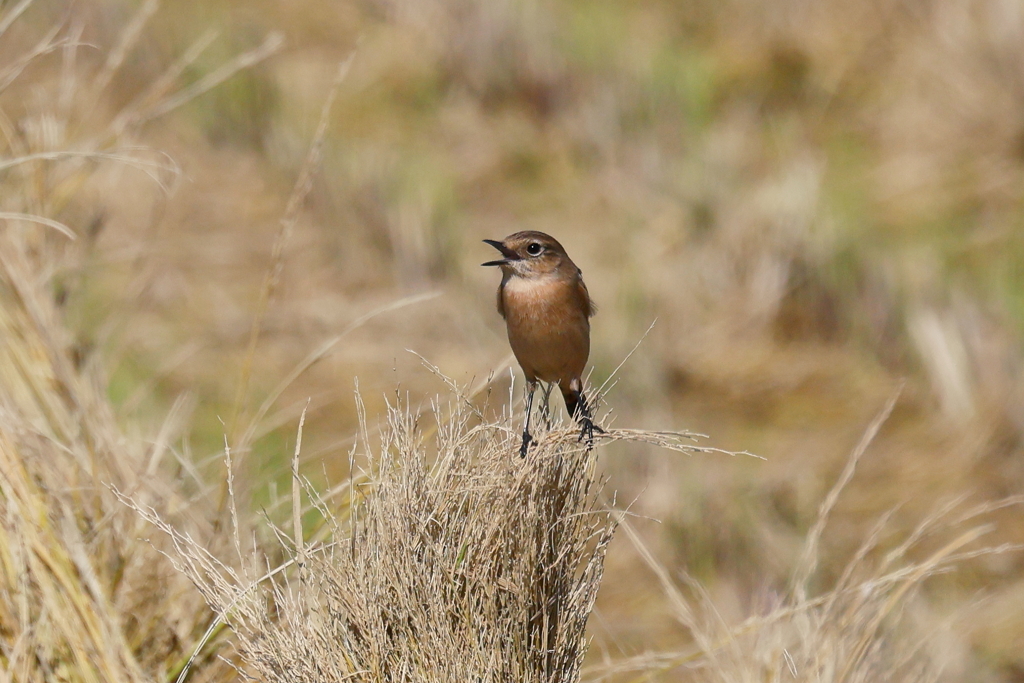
[526,243,543,256]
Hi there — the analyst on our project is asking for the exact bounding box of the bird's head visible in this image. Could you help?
[482,231,573,278]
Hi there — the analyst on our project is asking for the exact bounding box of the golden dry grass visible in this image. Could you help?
[0,181,229,681]
[127,397,619,682]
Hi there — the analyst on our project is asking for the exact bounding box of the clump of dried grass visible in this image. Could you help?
[0,3,283,681]
[591,392,1024,683]
[129,386,624,683]
[0,195,233,682]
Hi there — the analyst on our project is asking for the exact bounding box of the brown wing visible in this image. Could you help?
[576,269,596,318]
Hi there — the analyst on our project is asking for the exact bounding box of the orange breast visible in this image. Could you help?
[500,275,590,385]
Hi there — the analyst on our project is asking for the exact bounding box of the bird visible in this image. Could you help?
[482,230,602,457]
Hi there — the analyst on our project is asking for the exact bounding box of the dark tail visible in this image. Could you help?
[561,385,592,422]
[561,383,604,449]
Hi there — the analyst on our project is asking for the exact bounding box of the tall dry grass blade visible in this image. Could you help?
[596,427,760,459]
[619,519,705,647]
[0,24,67,96]
[89,0,160,96]
[292,403,309,575]
[597,319,657,397]
[837,525,992,683]
[0,0,35,39]
[791,385,902,602]
[0,212,76,239]
[57,19,83,114]
[139,391,195,483]
[303,350,514,473]
[238,290,440,454]
[0,148,176,176]
[823,505,901,615]
[107,29,219,137]
[229,50,355,445]
[591,394,1023,682]
[138,31,284,123]
[223,436,243,566]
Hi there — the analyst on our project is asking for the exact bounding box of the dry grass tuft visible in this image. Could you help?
[590,393,1024,683]
[0,197,232,683]
[128,390,621,683]
[0,4,281,680]
[612,504,1021,683]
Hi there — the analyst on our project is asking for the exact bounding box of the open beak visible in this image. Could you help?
[481,239,519,266]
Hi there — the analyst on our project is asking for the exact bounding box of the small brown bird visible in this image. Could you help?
[483,230,601,457]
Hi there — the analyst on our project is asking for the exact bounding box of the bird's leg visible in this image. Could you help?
[539,382,555,429]
[520,380,538,458]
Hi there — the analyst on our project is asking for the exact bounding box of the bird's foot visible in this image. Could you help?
[577,416,605,450]
[519,430,534,458]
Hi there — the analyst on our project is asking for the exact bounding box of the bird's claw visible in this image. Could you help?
[577,416,604,450]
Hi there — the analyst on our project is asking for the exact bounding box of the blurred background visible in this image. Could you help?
[5,0,1024,678]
